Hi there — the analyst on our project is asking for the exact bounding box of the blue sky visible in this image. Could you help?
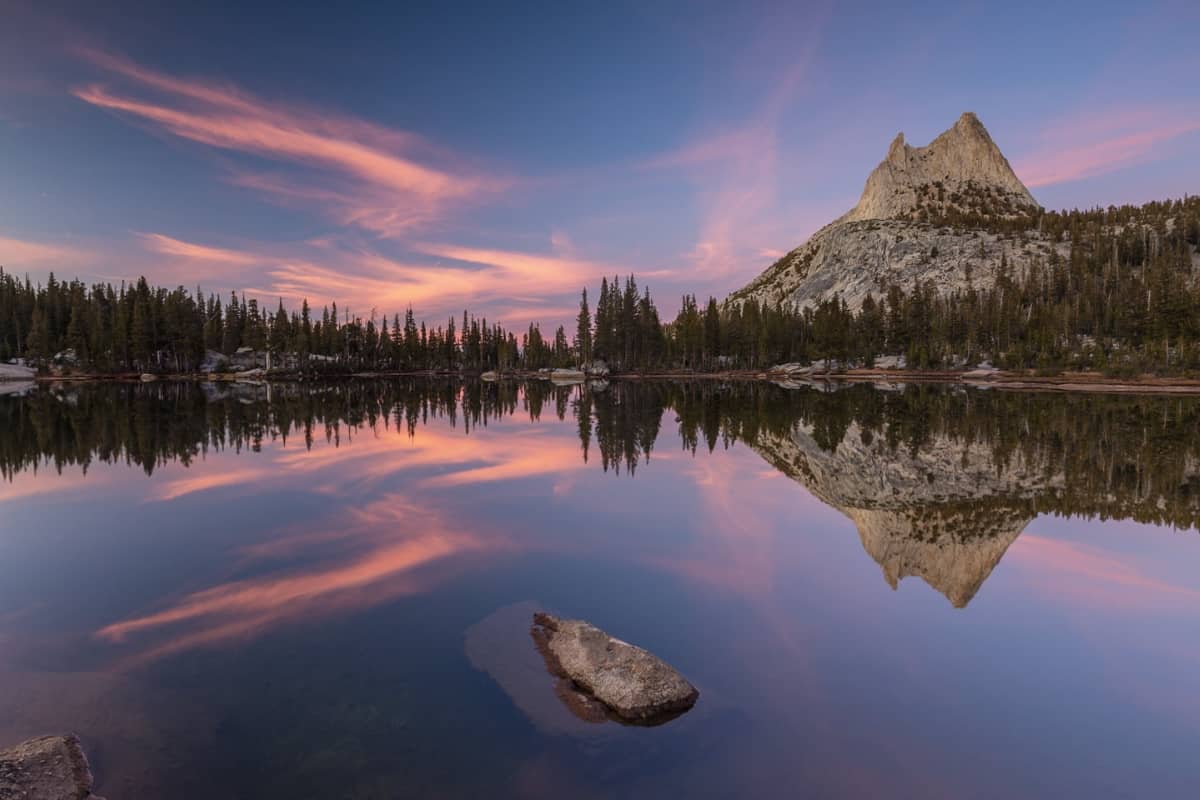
[2,0,1198,327]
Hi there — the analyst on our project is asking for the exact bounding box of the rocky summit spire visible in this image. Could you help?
[841,111,1038,223]
[726,111,1050,316]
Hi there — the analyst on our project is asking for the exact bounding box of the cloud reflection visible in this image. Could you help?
[98,402,586,664]
[97,496,496,665]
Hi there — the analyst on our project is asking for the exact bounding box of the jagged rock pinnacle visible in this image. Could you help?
[841,111,1037,223]
[726,112,1051,315]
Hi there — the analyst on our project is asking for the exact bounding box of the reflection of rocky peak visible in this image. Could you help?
[752,421,1047,606]
[847,506,1027,608]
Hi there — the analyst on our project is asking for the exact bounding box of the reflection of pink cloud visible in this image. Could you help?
[268,420,587,491]
[97,530,468,644]
[96,496,497,664]
[1010,534,1200,607]
[1015,110,1200,187]
[643,455,783,595]
[87,405,588,664]
[72,49,504,236]
[150,468,269,502]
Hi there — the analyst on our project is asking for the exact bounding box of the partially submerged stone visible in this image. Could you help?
[0,734,104,800]
[465,602,611,736]
[531,613,698,724]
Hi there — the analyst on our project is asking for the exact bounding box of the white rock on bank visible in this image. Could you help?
[0,362,36,381]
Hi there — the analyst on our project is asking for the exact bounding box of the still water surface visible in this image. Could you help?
[1,379,1199,798]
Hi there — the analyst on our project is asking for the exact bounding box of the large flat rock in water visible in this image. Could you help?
[0,734,103,800]
[531,613,698,723]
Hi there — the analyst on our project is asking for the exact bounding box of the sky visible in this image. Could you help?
[2,0,1199,329]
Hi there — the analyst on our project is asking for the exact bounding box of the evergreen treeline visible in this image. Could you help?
[0,272,530,373]
[3,196,1199,375]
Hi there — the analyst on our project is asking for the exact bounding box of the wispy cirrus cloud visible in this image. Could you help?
[138,232,260,265]
[1015,109,1200,188]
[72,48,507,237]
[639,14,826,283]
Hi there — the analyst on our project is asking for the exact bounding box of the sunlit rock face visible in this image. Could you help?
[841,112,1037,224]
[729,112,1049,312]
[751,421,1050,607]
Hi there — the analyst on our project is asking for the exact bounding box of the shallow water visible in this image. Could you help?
[1,379,1199,798]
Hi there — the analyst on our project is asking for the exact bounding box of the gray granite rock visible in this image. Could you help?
[0,734,104,800]
[531,613,698,724]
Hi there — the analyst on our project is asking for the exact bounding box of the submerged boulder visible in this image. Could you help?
[531,613,698,723]
[0,734,104,799]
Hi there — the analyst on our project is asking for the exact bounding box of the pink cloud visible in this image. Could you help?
[638,29,823,283]
[72,49,507,237]
[0,236,93,270]
[1015,109,1200,188]
[138,232,260,266]
[129,231,598,322]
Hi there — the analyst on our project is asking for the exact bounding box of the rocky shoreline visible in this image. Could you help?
[6,366,1200,395]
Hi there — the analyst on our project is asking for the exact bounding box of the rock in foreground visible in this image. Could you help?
[0,734,104,800]
[531,613,698,724]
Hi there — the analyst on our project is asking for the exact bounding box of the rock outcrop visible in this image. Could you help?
[530,613,698,724]
[0,734,104,800]
[729,112,1049,313]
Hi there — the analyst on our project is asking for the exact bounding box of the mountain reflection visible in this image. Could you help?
[3,379,1200,610]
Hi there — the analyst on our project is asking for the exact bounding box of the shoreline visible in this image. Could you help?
[7,367,1200,395]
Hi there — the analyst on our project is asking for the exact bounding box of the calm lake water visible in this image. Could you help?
[2,379,1199,798]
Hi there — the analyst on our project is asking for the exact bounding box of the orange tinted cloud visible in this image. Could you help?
[254,240,620,323]
[1015,110,1200,187]
[129,230,614,324]
[139,232,260,266]
[0,236,92,269]
[72,49,504,237]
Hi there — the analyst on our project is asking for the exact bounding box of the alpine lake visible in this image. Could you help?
[2,377,1199,798]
